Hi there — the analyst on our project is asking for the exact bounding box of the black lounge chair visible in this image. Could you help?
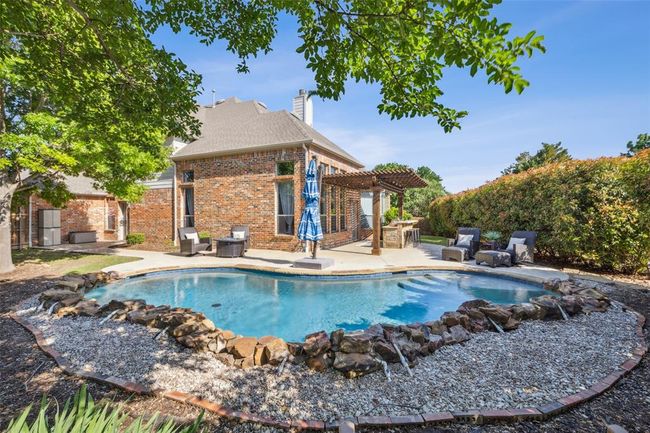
[500,230,537,264]
[178,227,212,256]
[442,227,481,261]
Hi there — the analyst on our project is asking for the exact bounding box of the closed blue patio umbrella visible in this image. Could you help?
[297,157,323,258]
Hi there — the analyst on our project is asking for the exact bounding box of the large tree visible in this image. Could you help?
[373,163,446,216]
[501,142,571,175]
[1,0,545,272]
[622,133,649,157]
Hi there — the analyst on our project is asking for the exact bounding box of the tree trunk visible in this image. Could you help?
[0,180,18,274]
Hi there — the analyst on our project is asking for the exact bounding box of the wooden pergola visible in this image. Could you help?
[322,169,428,255]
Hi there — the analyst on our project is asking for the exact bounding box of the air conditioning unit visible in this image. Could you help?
[38,209,61,246]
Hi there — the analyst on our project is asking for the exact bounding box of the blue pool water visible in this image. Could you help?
[88,269,552,342]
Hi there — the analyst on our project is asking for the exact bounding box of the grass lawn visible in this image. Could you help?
[420,235,449,246]
[11,249,141,275]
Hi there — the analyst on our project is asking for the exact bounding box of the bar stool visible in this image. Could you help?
[404,228,420,246]
[411,228,420,246]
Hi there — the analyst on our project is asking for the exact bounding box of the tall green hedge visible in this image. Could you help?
[429,150,650,273]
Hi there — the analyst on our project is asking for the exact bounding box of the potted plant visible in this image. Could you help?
[482,231,501,249]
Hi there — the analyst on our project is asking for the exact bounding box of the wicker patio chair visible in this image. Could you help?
[444,227,481,259]
[499,230,537,264]
[230,225,250,251]
[178,227,212,256]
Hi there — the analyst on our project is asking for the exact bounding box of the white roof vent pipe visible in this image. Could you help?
[292,89,313,127]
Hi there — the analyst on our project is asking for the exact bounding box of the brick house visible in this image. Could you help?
[131,92,365,251]
[10,175,128,248]
[13,91,370,252]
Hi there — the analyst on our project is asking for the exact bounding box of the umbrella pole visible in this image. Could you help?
[312,240,318,259]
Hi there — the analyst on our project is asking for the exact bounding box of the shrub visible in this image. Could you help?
[483,231,502,242]
[384,207,413,224]
[4,385,203,433]
[126,232,145,245]
[429,150,650,273]
[198,231,211,238]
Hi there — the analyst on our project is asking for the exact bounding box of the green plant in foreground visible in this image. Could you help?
[126,233,145,245]
[4,385,203,433]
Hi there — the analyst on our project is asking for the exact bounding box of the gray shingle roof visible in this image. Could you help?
[63,175,108,196]
[172,98,363,167]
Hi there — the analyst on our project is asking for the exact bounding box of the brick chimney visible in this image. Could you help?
[292,89,313,126]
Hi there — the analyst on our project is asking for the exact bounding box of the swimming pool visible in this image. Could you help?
[88,269,553,342]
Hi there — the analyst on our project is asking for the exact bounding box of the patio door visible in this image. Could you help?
[117,202,128,241]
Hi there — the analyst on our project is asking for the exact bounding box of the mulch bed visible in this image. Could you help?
[1,264,648,432]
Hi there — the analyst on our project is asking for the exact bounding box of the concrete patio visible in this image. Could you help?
[103,241,568,283]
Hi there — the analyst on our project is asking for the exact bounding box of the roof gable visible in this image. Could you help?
[172,98,363,167]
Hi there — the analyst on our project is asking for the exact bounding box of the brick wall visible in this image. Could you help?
[11,148,366,252]
[176,148,306,252]
[128,187,174,250]
[171,145,363,252]
[309,147,363,250]
[29,195,119,244]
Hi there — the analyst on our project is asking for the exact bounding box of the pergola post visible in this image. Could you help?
[372,186,382,256]
[397,192,404,220]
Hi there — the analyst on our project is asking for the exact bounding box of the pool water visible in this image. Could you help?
[88,269,552,342]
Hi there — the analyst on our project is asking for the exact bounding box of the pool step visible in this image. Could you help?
[409,277,445,290]
[423,274,451,285]
[399,279,443,294]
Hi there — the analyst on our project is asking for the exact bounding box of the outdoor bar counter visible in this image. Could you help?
[382,220,417,248]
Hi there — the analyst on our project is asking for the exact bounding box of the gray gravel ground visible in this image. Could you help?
[17,299,639,424]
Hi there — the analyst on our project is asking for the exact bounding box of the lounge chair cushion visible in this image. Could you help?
[232,230,246,240]
[506,237,526,250]
[185,232,199,244]
[456,234,474,247]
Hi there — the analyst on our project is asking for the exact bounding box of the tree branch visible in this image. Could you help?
[314,0,416,107]
[63,0,135,84]
[1,30,62,38]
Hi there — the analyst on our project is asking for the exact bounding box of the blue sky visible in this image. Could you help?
[152,1,650,193]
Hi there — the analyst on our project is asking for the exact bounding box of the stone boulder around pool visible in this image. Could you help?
[339,332,373,353]
[39,289,83,308]
[170,317,217,337]
[228,337,259,359]
[373,340,400,363]
[333,352,382,378]
[259,336,289,366]
[303,331,331,357]
[177,331,226,353]
[56,299,100,317]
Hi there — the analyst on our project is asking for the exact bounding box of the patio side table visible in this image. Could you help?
[480,240,499,250]
[216,237,245,258]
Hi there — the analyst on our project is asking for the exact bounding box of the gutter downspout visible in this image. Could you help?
[172,163,177,245]
[28,195,32,247]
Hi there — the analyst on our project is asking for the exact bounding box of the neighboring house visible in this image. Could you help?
[12,90,368,252]
[10,175,128,248]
